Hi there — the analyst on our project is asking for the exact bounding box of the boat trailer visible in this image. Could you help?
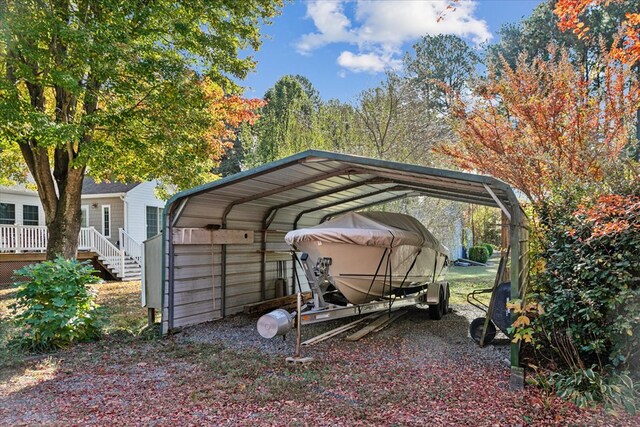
[257,254,450,340]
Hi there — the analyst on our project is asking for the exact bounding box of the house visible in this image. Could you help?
[0,177,166,283]
[0,182,46,227]
[80,178,165,247]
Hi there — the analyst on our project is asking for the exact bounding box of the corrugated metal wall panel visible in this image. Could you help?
[174,288,213,305]
[173,311,218,329]
[173,300,216,320]
[226,292,261,314]
[174,276,214,293]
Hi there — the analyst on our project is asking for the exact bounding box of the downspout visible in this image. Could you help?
[121,194,128,234]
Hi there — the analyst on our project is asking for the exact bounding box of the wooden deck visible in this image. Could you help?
[0,251,104,285]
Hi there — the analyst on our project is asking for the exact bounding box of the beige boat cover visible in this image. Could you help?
[285,211,448,253]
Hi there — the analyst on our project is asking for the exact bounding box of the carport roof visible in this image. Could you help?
[165,150,520,229]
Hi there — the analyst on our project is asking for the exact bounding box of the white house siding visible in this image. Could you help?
[0,186,46,226]
[124,181,165,245]
[82,196,124,246]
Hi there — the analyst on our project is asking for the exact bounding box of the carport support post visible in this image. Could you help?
[509,209,524,390]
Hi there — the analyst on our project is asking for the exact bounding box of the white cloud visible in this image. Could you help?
[297,1,355,54]
[337,51,401,74]
[297,0,491,73]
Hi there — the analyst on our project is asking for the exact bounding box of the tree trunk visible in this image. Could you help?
[45,168,85,259]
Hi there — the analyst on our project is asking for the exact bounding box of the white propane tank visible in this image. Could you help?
[257,309,294,338]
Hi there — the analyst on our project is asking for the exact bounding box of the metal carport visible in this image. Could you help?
[158,150,529,380]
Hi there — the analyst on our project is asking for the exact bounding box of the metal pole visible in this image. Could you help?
[295,292,302,358]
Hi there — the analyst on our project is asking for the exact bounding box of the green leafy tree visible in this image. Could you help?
[0,0,281,258]
[404,34,480,114]
[247,74,326,166]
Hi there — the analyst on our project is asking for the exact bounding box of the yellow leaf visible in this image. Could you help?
[512,335,522,343]
[506,300,521,311]
[525,302,538,312]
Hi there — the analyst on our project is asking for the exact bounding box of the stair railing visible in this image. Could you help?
[118,228,142,266]
[87,227,124,276]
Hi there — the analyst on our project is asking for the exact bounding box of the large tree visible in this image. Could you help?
[353,72,449,164]
[404,34,480,115]
[244,74,325,167]
[486,0,639,73]
[439,47,640,205]
[0,0,281,258]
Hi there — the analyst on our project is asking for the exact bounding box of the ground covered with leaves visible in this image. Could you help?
[1,279,639,426]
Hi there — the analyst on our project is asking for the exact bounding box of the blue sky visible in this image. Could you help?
[241,0,542,103]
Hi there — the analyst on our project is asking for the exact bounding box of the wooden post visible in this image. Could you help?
[147,308,155,327]
[295,292,302,358]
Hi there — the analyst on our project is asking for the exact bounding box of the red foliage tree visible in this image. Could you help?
[438,47,640,205]
[555,0,640,65]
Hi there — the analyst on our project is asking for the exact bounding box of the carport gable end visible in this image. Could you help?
[156,150,529,385]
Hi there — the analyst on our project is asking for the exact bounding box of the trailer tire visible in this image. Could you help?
[444,285,450,314]
[470,317,496,345]
[429,287,446,320]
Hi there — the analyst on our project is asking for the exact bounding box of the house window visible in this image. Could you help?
[102,205,111,237]
[146,206,162,239]
[23,205,39,226]
[0,203,16,224]
[80,206,89,228]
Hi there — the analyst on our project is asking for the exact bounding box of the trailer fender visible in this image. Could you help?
[425,282,447,305]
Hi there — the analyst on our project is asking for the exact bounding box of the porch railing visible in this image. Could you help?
[0,224,142,279]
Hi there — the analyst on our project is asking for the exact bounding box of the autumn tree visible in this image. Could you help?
[439,47,640,205]
[486,0,638,73]
[554,0,640,156]
[0,0,280,259]
[554,0,640,65]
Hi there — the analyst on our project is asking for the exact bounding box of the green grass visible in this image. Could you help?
[0,279,149,372]
[447,257,499,305]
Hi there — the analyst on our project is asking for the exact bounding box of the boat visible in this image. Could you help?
[285,211,449,305]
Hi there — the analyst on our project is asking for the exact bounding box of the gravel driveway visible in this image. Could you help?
[177,303,511,368]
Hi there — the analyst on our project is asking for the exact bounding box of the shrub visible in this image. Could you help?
[530,182,640,412]
[10,257,102,351]
[535,188,640,371]
[468,246,489,263]
[481,243,494,256]
[550,368,639,413]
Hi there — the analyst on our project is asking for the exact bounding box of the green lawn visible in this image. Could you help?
[447,257,499,305]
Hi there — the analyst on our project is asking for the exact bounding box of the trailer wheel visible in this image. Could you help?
[444,286,450,314]
[429,287,446,320]
[470,317,496,345]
